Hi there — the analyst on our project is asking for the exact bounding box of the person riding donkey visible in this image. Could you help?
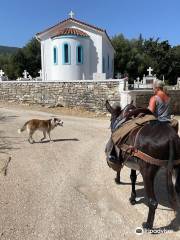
[148,80,179,132]
[106,80,179,163]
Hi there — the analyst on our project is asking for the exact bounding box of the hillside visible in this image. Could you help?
[0,45,19,54]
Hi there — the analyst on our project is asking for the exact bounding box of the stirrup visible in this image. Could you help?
[108,155,118,162]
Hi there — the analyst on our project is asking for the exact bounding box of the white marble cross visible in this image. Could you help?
[69,10,75,18]
[116,72,121,79]
[23,70,29,79]
[147,67,153,76]
[0,69,4,77]
[137,77,140,83]
[38,70,42,78]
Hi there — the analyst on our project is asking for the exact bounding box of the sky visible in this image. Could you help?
[0,0,180,47]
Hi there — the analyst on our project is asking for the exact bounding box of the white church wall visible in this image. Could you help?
[43,39,52,81]
[38,19,115,81]
[49,36,90,80]
[42,34,102,81]
[102,36,114,79]
[60,22,103,77]
[40,42,45,81]
[88,32,102,75]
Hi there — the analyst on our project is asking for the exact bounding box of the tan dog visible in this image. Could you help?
[18,118,63,143]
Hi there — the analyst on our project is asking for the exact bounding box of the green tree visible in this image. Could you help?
[112,34,131,77]
[112,34,180,85]
[5,37,41,79]
[10,49,27,78]
[23,38,41,77]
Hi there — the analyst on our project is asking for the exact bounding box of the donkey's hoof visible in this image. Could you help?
[114,178,121,184]
[142,222,152,230]
[129,197,136,205]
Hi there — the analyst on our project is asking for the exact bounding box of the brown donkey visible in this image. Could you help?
[105,100,180,229]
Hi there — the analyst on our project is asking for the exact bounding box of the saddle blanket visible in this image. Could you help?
[112,115,156,145]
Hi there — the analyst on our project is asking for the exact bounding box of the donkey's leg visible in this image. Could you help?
[129,169,137,205]
[115,149,123,184]
[175,167,180,194]
[141,165,159,229]
[115,170,121,184]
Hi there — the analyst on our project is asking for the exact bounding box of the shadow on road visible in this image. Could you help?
[35,138,80,144]
[0,115,19,123]
[130,168,180,232]
[0,134,19,154]
[0,114,20,176]
[53,138,79,142]
[117,181,144,187]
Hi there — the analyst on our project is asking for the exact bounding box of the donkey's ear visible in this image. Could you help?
[105,100,114,114]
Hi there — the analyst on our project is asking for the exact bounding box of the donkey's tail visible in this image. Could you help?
[167,138,177,210]
[18,121,29,134]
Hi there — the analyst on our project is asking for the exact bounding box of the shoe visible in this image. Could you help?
[108,155,117,163]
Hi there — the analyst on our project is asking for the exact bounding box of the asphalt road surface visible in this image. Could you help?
[0,107,180,240]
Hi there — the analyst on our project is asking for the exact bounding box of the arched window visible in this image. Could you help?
[53,47,58,64]
[103,57,105,73]
[107,55,110,71]
[112,59,114,73]
[76,45,83,64]
[62,43,71,64]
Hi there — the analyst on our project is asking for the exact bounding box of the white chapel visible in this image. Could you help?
[36,12,115,81]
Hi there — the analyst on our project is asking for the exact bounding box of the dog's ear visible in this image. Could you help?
[54,117,61,122]
[54,118,60,123]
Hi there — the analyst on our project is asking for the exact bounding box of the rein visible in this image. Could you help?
[120,143,180,167]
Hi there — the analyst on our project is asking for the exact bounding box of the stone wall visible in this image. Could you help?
[0,81,180,114]
[0,81,120,112]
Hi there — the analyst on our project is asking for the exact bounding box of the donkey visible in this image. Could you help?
[105,100,180,229]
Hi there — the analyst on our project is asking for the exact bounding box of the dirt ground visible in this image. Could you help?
[0,101,108,119]
[0,102,180,240]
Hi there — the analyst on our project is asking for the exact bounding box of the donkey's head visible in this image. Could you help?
[106,100,136,131]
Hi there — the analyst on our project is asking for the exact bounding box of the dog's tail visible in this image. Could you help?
[18,121,29,134]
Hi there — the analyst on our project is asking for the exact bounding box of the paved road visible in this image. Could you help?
[0,107,180,240]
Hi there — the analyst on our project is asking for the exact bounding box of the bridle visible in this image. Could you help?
[111,104,137,132]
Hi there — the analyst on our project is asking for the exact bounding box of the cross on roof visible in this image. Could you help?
[68,10,75,18]
[147,67,153,76]
[23,70,29,78]
[0,69,4,77]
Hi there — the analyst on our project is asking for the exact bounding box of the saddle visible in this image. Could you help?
[112,114,156,146]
